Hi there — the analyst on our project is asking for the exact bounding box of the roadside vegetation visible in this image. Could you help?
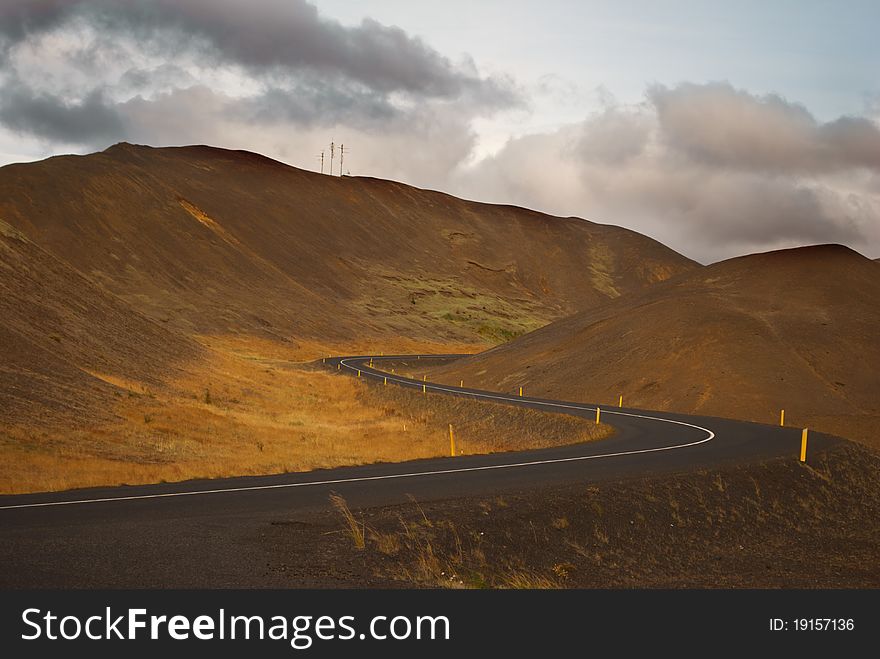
[0,338,611,494]
[325,444,880,588]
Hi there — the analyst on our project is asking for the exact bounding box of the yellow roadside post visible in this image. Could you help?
[391,368,395,374]
[800,428,809,462]
[357,370,361,377]
[519,386,523,397]
[369,358,373,367]
[595,407,601,424]
[460,380,463,388]
[337,363,340,370]
[322,357,325,364]
[449,424,456,457]
[384,376,387,386]
[780,409,785,426]
[619,395,623,408]
[422,383,426,394]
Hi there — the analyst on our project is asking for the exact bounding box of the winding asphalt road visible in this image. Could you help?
[0,354,840,587]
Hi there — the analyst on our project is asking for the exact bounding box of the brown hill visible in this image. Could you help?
[0,143,697,491]
[0,220,200,426]
[0,143,695,344]
[426,245,880,447]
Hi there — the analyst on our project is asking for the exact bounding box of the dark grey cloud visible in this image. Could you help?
[0,0,518,104]
[118,64,195,94]
[0,0,72,44]
[0,81,125,143]
[235,82,399,128]
[0,0,519,149]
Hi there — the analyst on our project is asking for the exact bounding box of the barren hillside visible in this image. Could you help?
[0,143,695,344]
[426,245,880,447]
[0,144,694,490]
[0,220,200,426]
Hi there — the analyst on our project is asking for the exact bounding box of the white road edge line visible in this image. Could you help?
[0,356,715,511]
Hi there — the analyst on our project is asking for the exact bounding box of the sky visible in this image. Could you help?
[0,1,878,263]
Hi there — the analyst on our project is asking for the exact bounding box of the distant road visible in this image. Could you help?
[0,355,840,587]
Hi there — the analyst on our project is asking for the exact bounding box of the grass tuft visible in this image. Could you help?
[330,493,365,550]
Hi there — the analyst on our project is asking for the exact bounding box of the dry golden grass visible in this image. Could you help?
[355,381,612,455]
[500,571,561,589]
[330,493,366,550]
[330,491,567,588]
[0,337,612,494]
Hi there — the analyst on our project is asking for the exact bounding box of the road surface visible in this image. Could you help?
[0,354,839,587]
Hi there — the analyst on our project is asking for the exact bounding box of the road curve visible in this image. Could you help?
[336,353,837,471]
[0,354,841,587]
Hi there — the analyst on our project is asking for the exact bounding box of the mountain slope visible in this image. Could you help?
[426,245,880,446]
[0,143,695,436]
[0,220,200,426]
[0,143,696,345]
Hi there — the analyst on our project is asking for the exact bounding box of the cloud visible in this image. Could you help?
[452,83,880,262]
[574,105,651,165]
[0,4,876,263]
[0,0,519,154]
[649,81,880,173]
[817,116,880,171]
[0,1,71,44]
[0,0,517,103]
[232,81,401,129]
[0,80,125,143]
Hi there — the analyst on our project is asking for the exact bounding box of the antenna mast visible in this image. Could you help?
[329,141,335,177]
[339,144,344,176]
